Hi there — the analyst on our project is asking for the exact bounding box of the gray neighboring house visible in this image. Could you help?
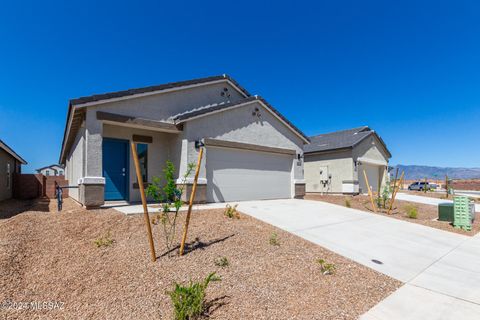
[36,164,64,176]
[59,75,309,208]
[0,139,27,201]
[304,126,391,195]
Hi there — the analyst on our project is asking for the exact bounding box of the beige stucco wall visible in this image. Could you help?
[304,150,354,193]
[0,149,15,201]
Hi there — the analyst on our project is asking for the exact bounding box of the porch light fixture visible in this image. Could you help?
[195,139,205,149]
[297,153,304,160]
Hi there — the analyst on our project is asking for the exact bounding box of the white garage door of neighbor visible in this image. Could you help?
[206,147,293,202]
[359,163,380,194]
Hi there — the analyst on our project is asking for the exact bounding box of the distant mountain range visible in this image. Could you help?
[392,165,480,180]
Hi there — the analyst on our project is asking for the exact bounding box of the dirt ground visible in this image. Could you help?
[0,198,400,320]
[305,194,479,236]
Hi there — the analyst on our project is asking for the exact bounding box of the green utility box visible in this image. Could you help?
[453,196,474,231]
[438,203,454,222]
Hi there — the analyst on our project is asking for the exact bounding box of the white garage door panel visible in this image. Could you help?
[359,164,379,194]
[207,147,293,202]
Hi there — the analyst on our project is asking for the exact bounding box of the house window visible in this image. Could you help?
[45,170,50,176]
[6,163,11,189]
[59,170,64,175]
[137,144,148,182]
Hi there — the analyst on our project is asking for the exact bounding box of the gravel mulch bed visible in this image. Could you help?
[305,194,479,236]
[0,198,400,320]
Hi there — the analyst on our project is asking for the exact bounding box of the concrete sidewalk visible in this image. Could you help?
[234,199,480,320]
[396,192,480,212]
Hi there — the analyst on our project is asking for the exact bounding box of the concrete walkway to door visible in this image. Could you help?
[235,199,480,320]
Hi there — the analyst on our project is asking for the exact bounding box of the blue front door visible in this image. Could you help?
[103,138,129,201]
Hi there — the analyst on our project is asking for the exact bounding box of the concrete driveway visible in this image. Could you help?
[396,192,480,212]
[235,199,480,320]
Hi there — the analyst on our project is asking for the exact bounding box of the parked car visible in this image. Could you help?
[408,181,431,191]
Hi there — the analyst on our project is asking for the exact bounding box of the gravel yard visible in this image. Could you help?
[0,198,400,320]
[305,194,479,236]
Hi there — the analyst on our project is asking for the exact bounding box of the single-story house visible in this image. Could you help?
[0,139,27,201]
[59,75,309,208]
[36,164,65,176]
[304,126,391,195]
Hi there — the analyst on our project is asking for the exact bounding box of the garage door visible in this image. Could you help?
[206,147,293,202]
[359,163,380,194]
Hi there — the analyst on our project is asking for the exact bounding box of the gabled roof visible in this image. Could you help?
[36,164,64,171]
[304,126,391,158]
[171,96,310,143]
[69,74,251,106]
[0,139,27,164]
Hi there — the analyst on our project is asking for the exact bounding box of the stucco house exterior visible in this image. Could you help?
[0,139,27,201]
[304,127,391,195]
[59,75,309,208]
[36,164,64,176]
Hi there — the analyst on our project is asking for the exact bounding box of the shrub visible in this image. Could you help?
[269,232,280,246]
[167,272,221,320]
[317,258,336,275]
[94,232,114,248]
[344,198,351,208]
[405,205,418,219]
[214,256,229,268]
[224,204,240,219]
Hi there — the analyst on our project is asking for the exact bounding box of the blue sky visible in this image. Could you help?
[0,0,479,173]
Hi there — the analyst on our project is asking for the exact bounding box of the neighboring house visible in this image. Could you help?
[304,126,391,195]
[0,139,27,201]
[36,164,65,176]
[59,75,309,208]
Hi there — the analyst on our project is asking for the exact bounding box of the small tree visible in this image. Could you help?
[376,185,392,210]
[147,160,195,251]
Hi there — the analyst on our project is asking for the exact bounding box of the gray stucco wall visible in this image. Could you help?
[304,150,354,193]
[0,149,15,201]
[66,125,85,201]
[87,82,245,122]
[183,101,305,184]
[103,124,177,202]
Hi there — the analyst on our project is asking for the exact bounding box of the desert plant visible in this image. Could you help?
[317,258,336,275]
[167,272,221,320]
[269,232,280,246]
[405,204,418,219]
[376,185,392,210]
[344,198,351,208]
[224,204,240,219]
[146,161,195,251]
[214,256,229,268]
[94,232,114,248]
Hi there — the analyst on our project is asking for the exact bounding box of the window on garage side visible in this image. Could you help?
[137,143,148,183]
